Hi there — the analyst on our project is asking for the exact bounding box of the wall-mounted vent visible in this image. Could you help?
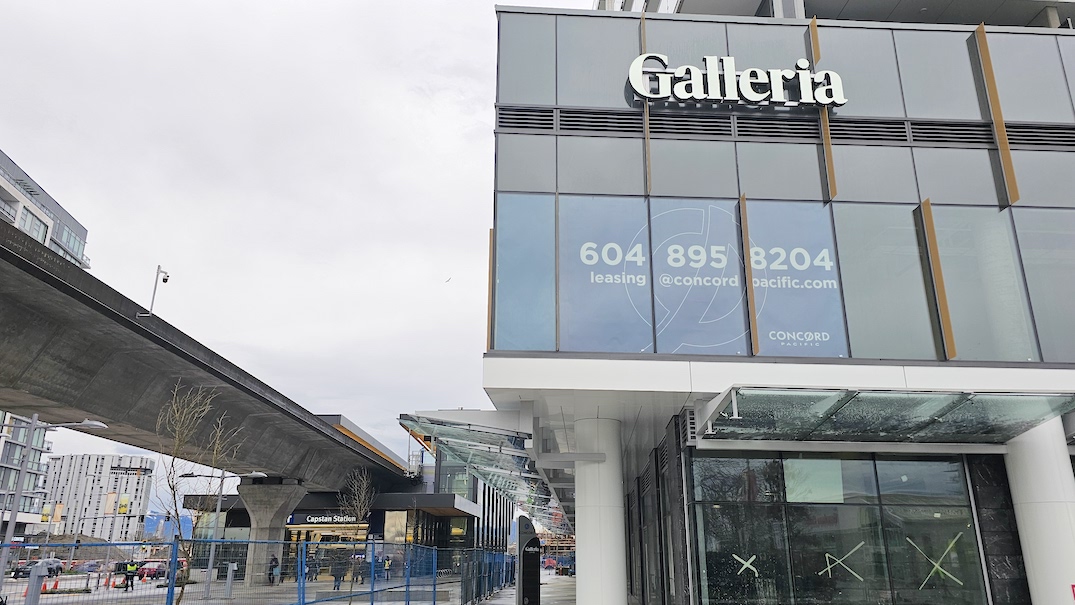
[829,119,909,143]
[910,121,994,145]
[680,409,697,447]
[1006,123,1075,149]
[736,116,821,140]
[559,109,644,134]
[496,107,555,131]
[649,112,733,137]
[640,463,655,494]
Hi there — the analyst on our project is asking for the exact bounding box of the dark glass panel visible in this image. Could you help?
[692,453,784,503]
[694,503,791,605]
[783,456,878,504]
[876,457,969,506]
[787,505,890,604]
[883,506,988,605]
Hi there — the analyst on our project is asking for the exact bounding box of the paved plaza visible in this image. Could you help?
[485,573,575,605]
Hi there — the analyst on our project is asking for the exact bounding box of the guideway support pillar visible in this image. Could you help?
[574,418,628,605]
[1005,417,1075,605]
[238,478,307,587]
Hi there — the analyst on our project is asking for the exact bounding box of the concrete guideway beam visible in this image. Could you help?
[238,479,308,587]
[1005,417,1075,605]
[574,418,628,605]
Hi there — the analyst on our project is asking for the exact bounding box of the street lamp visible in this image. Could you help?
[178,470,266,597]
[0,415,107,596]
[136,265,169,318]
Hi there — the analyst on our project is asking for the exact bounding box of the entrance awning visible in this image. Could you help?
[400,414,571,535]
[699,387,1075,443]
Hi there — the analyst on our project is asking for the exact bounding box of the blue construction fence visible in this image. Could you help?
[0,537,516,605]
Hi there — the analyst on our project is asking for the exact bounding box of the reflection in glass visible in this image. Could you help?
[707,389,848,440]
[931,206,1038,362]
[818,27,905,118]
[913,394,1075,444]
[496,134,556,193]
[558,136,645,195]
[558,195,653,353]
[694,503,791,605]
[810,391,962,442]
[747,201,848,357]
[493,194,556,351]
[894,31,987,120]
[784,456,878,504]
[557,16,640,108]
[988,34,1074,124]
[876,457,968,506]
[787,505,889,604]
[649,140,738,199]
[1013,208,1075,361]
[1010,151,1075,208]
[650,198,749,355]
[913,148,1001,207]
[737,144,823,200]
[497,13,556,106]
[692,453,783,503]
[833,203,939,360]
[831,146,918,202]
[882,506,987,605]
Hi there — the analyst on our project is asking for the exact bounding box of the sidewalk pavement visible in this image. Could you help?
[485,572,575,605]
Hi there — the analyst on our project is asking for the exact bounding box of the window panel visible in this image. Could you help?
[833,203,939,360]
[913,148,1001,206]
[497,13,556,106]
[650,198,749,355]
[931,206,1038,362]
[737,143,823,201]
[558,195,653,353]
[558,137,645,195]
[882,506,987,605]
[493,194,556,351]
[649,140,738,199]
[557,16,640,108]
[876,457,968,506]
[1012,208,1075,362]
[787,505,890,605]
[817,27,905,118]
[746,201,848,358]
[894,31,987,120]
[496,134,556,193]
[988,34,1074,124]
[692,453,783,503]
[1010,150,1075,208]
[783,456,878,504]
[831,145,918,202]
[694,503,792,605]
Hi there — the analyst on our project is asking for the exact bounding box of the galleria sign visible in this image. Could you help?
[628,54,847,107]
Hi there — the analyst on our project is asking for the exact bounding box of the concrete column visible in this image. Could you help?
[1030,5,1061,28]
[1005,417,1075,605]
[237,479,307,587]
[574,418,627,605]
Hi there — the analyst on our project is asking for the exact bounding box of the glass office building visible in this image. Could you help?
[483,4,1075,605]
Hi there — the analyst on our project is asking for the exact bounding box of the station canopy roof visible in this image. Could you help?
[700,387,1075,443]
[400,413,571,535]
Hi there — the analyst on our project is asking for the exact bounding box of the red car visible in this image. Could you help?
[137,562,169,579]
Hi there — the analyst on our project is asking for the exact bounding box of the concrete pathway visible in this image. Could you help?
[485,573,575,605]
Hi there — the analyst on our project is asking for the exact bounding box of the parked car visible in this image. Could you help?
[13,558,63,578]
[137,562,169,579]
[73,561,101,573]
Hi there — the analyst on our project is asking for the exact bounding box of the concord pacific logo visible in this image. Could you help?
[628,54,847,107]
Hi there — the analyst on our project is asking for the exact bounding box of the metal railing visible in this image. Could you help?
[0,537,514,605]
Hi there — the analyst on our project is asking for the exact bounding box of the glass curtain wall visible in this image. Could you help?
[689,452,988,605]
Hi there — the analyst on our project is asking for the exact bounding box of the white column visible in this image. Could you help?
[1005,416,1075,605]
[575,418,628,605]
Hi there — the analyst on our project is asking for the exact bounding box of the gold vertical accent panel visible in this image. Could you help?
[820,107,837,201]
[975,23,1020,206]
[809,17,821,64]
[738,195,760,356]
[487,228,495,351]
[918,199,957,359]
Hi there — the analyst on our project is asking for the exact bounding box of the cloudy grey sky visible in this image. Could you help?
[0,1,588,471]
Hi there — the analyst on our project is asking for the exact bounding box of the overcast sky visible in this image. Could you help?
[0,0,589,484]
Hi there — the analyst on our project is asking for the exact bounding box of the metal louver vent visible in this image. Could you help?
[736,116,821,140]
[680,409,697,446]
[829,119,909,143]
[649,112,733,137]
[1006,123,1075,148]
[911,121,994,145]
[640,464,654,494]
[559,109,643,133]
[496,107,554,131]
[658,439,670,472]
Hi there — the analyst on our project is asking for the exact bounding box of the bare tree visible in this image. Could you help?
[154,381,242,604]
[337,468,377,601]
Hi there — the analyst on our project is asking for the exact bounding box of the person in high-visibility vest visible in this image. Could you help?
[124,562,139,591]
[384,557,391,580]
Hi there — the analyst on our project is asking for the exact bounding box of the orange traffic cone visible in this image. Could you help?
[51,579,59,591]
[111,578,117,588]
[141,575,147,583]
[21,585,27,597]
[41,582,47,593]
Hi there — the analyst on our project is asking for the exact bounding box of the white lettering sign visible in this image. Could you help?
[628,54,847,107]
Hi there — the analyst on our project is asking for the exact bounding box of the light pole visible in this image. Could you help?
[0,416,107,596]
[136,265,170,318]
[179,470,266,597]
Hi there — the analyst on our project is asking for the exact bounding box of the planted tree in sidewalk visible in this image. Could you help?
[155,381,242,604]
[337,467,377,601]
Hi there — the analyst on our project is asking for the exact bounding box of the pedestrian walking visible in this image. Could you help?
[268,555,279,586]
[331,556,347,591]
